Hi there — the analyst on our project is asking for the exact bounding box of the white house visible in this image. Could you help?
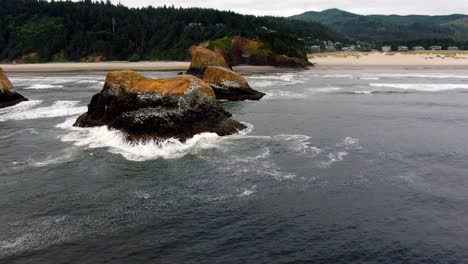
[381,46,392,52]
[398,46,409,52]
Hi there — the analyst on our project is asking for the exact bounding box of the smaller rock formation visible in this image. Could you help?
[186,46,230,77]
[203,66,265,101]
[187,44,265,101]
[0,68,27,108]
[74,70,246,141]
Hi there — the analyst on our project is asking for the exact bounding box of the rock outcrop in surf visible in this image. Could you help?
[0,68,28,108]
[203,66,265,101]
[186,46,230,77]
[187,44,265,101]
[74,70,246,141]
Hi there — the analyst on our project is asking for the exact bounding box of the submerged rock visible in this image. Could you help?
[74,70,246,141]
[0,68,27,108]
[203,66,265,101]
[186,46,230,77]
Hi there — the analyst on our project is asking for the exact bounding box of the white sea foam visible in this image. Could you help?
[239,185,257,197]
[359,77,380,80]
[264,90,305,100]
[0,101,86,121]
[273,134,322,154]
[311,87,342,93]
[56,117,251,161]
[75,80,100,84]
[0,100,43,114]
[375,73,468,79]
[248,73,306,88]
[25,84,64,90]
[0,128,39,139]
[352,91,373,95]
[369,83,468,92]
[320,151,349,168]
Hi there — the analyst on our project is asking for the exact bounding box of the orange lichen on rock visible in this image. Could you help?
[188,46,229,72]
[203,66,249,89]
[0,68,13,92]
[105,70,215,97]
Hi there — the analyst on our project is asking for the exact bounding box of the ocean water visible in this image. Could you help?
[2,67,468,263]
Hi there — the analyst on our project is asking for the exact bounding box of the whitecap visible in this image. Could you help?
[273,134,322,154]
[25,84,64,90]
[239,185,257,197]
[370,83,468,92]
[56,117,251,161]
[312,74,354,78]
[263,90,305,100]
[359,77,380,80]
[0,101,86,121]
[0,100,42,114]
[375,73,468,79]
[75,80,100,84]
[320,151,349,168]
[351,91,373,95]
[311,87,342,93]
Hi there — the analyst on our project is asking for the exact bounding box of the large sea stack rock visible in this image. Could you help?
[186,46,230,77]
[203,66,265,101]
[0,68,27,108]
[74,70,246,141]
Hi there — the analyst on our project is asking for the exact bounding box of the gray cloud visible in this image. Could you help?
[106,0,468,16]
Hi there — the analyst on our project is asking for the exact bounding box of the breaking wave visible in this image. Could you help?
[25,84,64,90]
[370,83,468,92]
[0,101,86,121]
[56,117,252,161]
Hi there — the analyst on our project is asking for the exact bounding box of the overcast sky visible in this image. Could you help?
[105,0,468,17]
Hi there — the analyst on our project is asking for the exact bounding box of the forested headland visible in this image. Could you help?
[0,0,341,62]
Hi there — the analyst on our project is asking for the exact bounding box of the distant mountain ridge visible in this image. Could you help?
[290,9,468,42]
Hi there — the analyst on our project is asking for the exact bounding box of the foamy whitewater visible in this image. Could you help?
[2,67,468,263]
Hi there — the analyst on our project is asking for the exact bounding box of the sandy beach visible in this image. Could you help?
[309,51,468,67]
[0,61,287,73]
[3,52,468,72]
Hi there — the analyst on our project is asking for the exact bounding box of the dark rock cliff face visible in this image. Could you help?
[74,71,246,141]
[0,68,28,108]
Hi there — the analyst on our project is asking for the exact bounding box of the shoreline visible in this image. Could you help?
[309,51,468,67]
[3,55,468,73]
[0,61,294,73]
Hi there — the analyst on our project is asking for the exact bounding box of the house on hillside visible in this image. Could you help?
[307,46,321,53]
[447,46,459,50]
[413,46,425,51]
[429,46,442,50]
[398,46,409,52]
[381,46,392,52]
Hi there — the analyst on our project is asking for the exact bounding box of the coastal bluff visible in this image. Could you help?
[0,68,27,108]
[74,70,246,141]
[203,36,312,68]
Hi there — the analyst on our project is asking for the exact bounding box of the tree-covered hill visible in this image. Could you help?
[290,8,468,42]
[0,0,341,62]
